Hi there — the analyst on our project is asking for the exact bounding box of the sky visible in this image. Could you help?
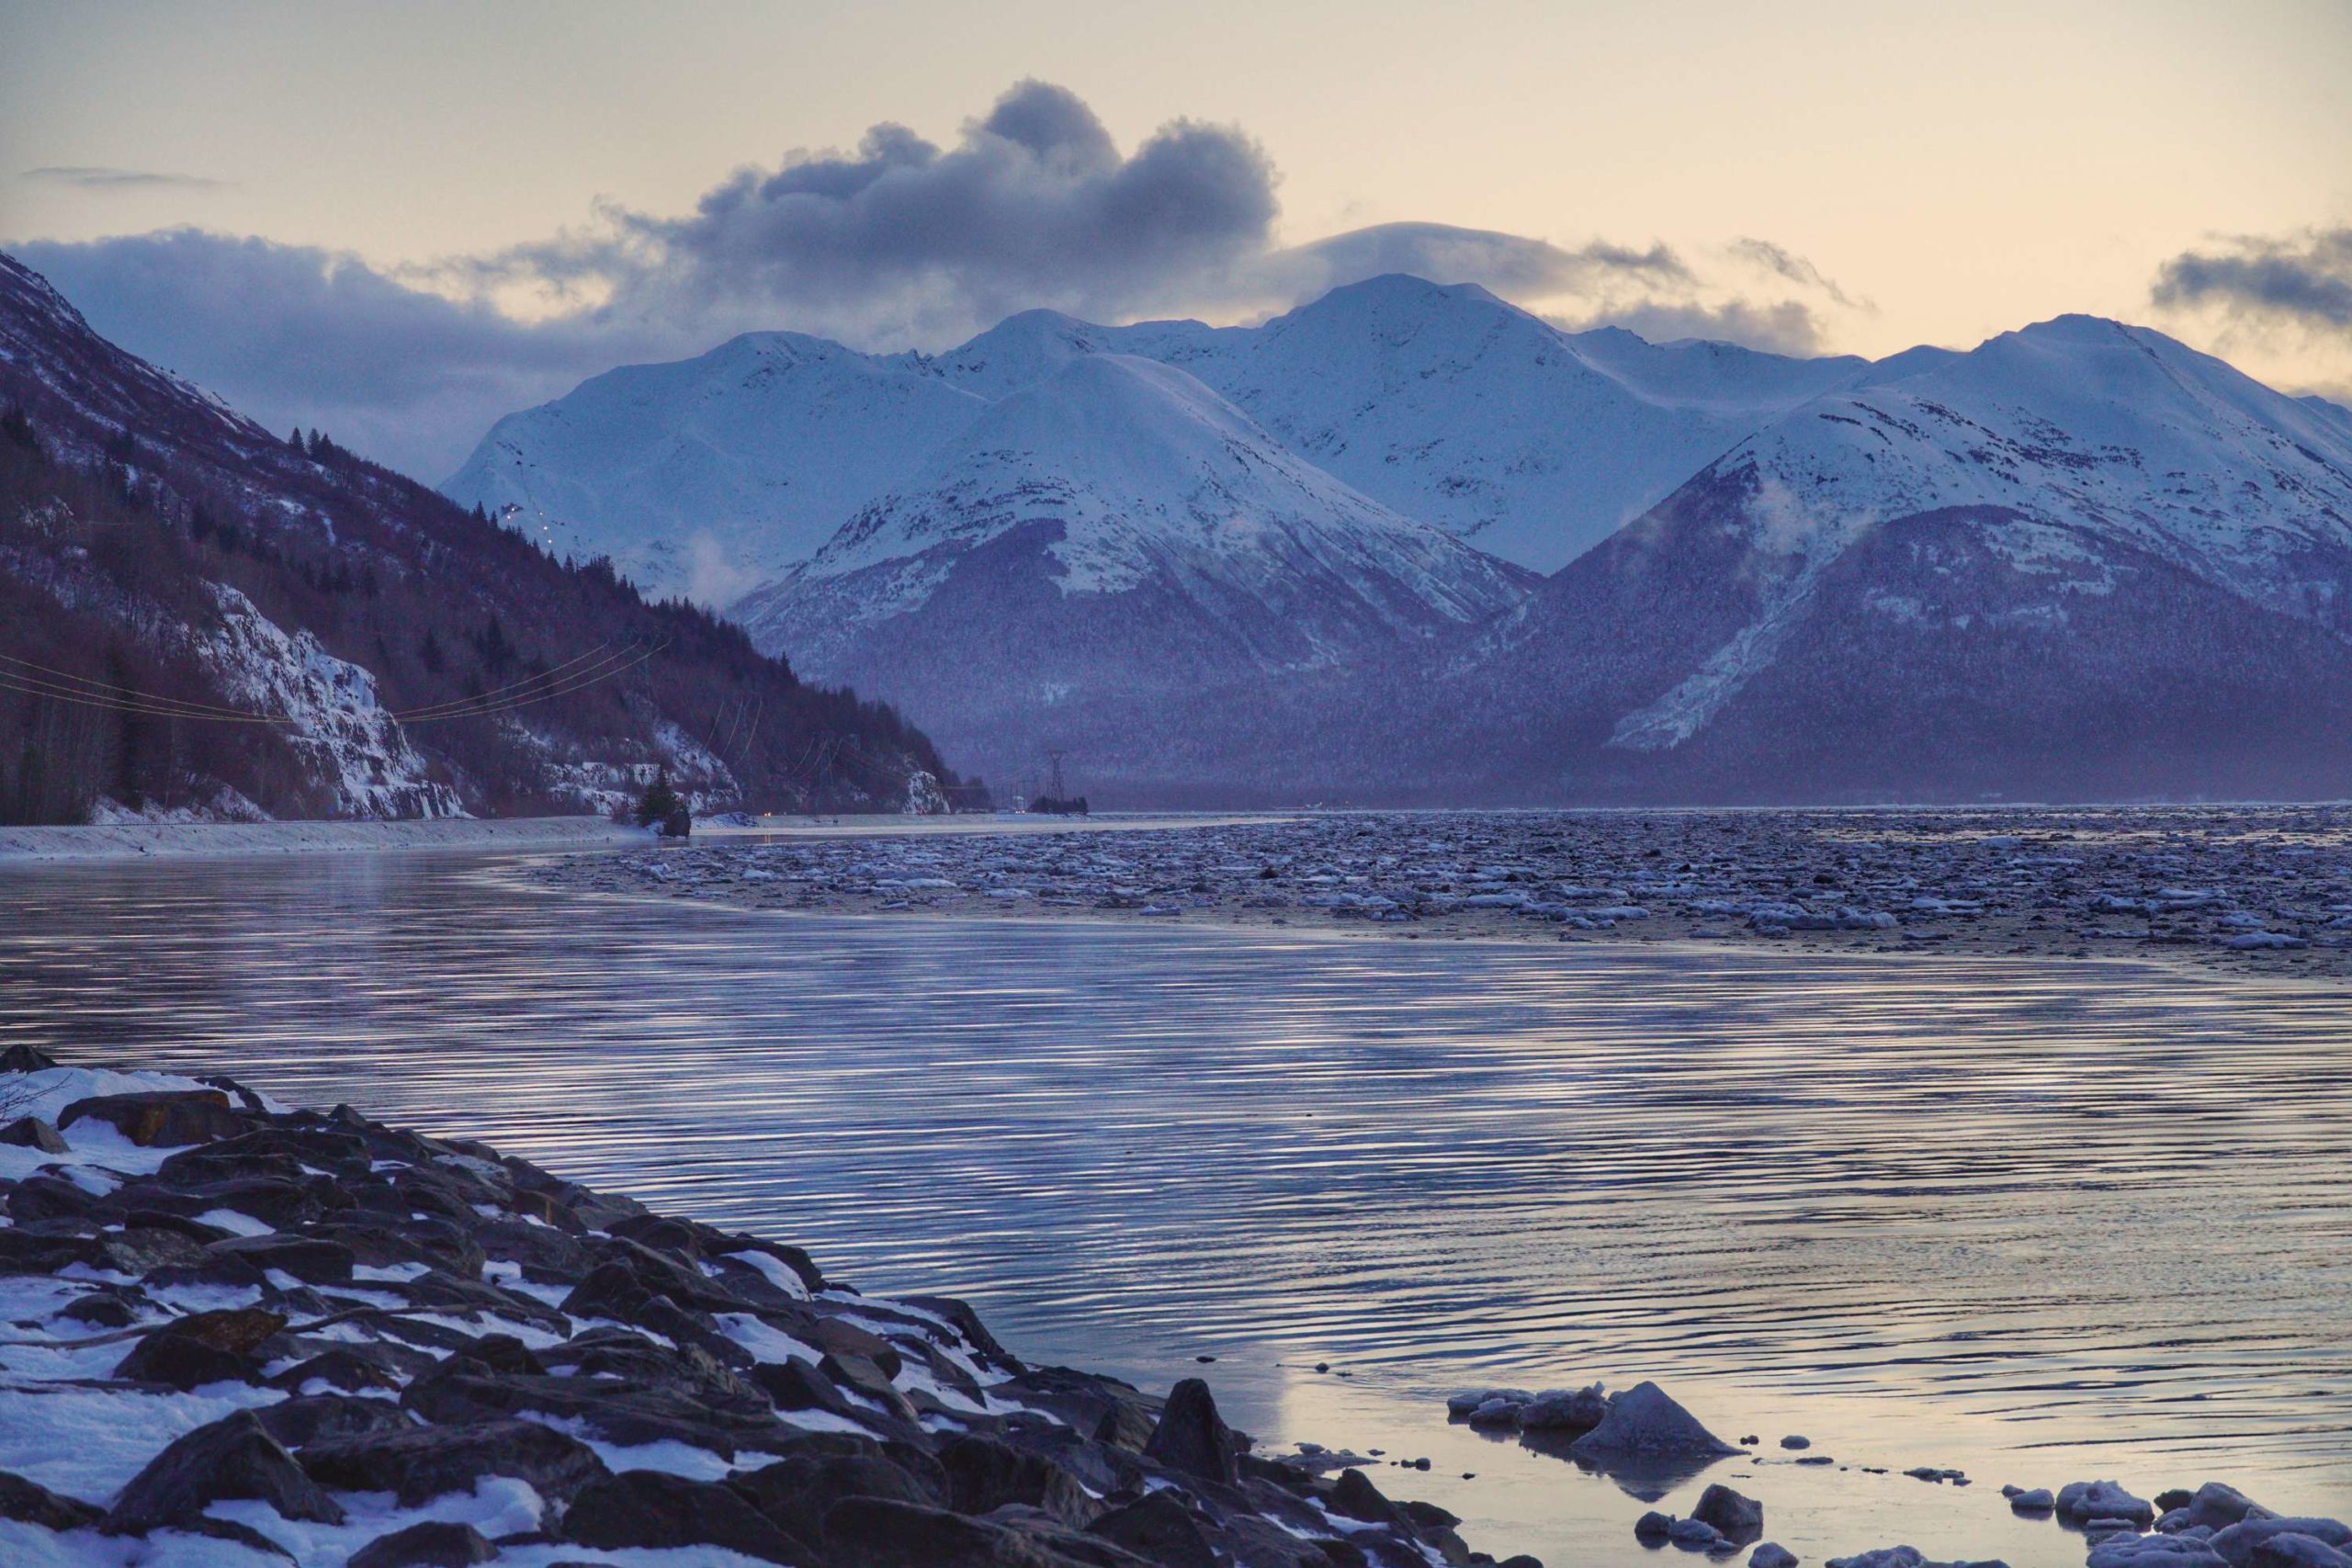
[3,0,2349,478]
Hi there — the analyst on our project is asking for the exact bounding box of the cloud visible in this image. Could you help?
[12,229,659,476]
[22,165,231,192]
[2153,228,2352,331]
[462,78,1281,347]
[1724,238,1869,311]
[6,80,1860,476]
[1262,221,1689,301]
[1581,298,1831,356]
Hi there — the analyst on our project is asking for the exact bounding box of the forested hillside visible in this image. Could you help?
[0,253,968,825]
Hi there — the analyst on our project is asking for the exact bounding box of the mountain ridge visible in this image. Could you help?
[0,251,964,824]
[733,351,1535,789]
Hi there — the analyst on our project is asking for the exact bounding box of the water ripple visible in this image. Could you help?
[1,852,2347,1558]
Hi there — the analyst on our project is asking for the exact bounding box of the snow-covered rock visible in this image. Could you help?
[200,586,463,820]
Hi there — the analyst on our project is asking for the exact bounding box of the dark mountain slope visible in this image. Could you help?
[0,253,962,823]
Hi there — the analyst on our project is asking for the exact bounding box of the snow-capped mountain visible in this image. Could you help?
[734,354,1534,791]
[443,332,987,604]
[1111,276,1871,570]
[442,274,1866,595]
[440,274,2352,803]
[1431,315,2352,801]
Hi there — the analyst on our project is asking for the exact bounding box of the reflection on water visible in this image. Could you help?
[2,851,2348,1564]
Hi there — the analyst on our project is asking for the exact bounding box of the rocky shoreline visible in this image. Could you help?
[1435,1384,2352,1568]
[522,807,2352,984]
[0,1047,1532,1567]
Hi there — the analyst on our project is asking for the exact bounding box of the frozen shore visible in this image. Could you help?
[0,810,1280,864]
[0,1048,1520,1566]
[523,806,2352,983]
[0,815,649,863]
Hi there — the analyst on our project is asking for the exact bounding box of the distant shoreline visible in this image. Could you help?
[0,814,645,863]
[0,809,1288,864]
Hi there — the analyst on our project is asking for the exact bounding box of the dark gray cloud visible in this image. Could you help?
[2154,228,2352,330]
[6,81,1854,478]
[471,78,1280,344]
[22,165,231,192]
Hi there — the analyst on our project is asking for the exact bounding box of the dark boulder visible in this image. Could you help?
[2245,1540,2352,1568]
[58,1089,245,1147]
[159,1127,371,1184]
[124,1175,323,1230]
[732,1447,944,1545]
[1089,1490,1219,1568]
[113,1330,258,1391]
[6,1173,99,1224]
[2213,1519,2352,1566]
[59,1290,140,1328]
[0,1044,59,1071]
[300,1418,608,1506]
[1144,1379,1238,1487]
[90,1229,216,1282]
[348,1520,497,1568]
[1328,1466,1407,1528]
[0,1116,66,1153]
[113,1306,288,1391]
[1692,1483,1765,1544]
[251,1393,415,1449]
[2167,1483,2272,1534]
[750,1355,860,1419]
[824,1349,920,1422]
[0,1227,101,1276]
[401,1364,784,1455]
[104,1409,345,1533]
[205,1233,356,1285]
[563,1469,808,1563]
[943,1434,1100,1527]
[818,1495,1068,1568]
[905,1294,1018,1371]
[0,1469,102,1530]
[811,1315,905,1379]
[1567,1382,1739,1464]
[269,1348,405,1395]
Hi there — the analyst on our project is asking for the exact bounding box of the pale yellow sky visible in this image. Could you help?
[4,0,2349,397]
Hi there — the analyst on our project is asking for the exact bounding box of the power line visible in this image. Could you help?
[0,637,669,729]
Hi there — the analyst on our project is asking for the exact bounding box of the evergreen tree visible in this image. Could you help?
[634,765,684,829]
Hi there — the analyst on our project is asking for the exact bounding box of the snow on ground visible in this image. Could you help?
[0,814,645,863]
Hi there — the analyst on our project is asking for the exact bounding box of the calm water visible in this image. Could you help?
[3,848,2348,1564]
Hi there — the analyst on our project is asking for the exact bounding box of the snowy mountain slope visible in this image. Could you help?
[1419,316,2352,801]
[443,275,1872,594]
[443,333,987,602]
[889,308,1238,400]
[1148,276,1872,570]
[734,354,1534,789]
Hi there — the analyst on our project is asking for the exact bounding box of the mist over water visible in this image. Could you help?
[3,848,2347,1564]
